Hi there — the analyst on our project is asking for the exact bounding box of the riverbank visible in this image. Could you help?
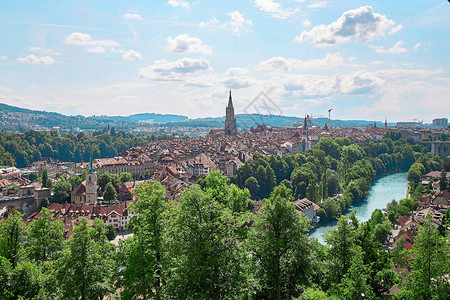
[310,172,408,244]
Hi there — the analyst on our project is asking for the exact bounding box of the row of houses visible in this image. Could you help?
[385,190,449,252]
[26,201,134,238]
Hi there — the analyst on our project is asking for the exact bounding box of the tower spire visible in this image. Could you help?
[228,90,233,108]
[225,90,237,135]
[88,151,94,173]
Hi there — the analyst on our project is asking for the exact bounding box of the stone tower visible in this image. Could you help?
[85,155,97,204]
[225,90,237,135]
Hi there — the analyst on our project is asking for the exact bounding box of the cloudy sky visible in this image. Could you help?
[0,0,449,122]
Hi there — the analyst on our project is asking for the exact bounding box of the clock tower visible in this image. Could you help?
[85,155,97,204]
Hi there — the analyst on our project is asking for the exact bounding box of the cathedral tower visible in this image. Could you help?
[225,90,237,135]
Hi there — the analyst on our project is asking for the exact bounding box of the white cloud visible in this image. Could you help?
[253,0,296,19]
[168,0,196,8]
[28,47,61,55]
[302,19,312,27]
[139,57,211,80]
[223,67,255,89]
[199,17,219,27]
[389,24,404,35]
[0,55,7,60]
[225,11,253,36]
[85,46,106,53]
[258,53,354,72]
[124,13,142,20]
[64,32,119,47]
[166,34,213,55]
[295,6,399,47]
[369,40,407,54]
[122,50,143,61]
[370,60,384,65]
[0,86,13,93]
[334,71,385,95]
[17,55,55,64]
[307,1,328,9]
[414,42,422,51]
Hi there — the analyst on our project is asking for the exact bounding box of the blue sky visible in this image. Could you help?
[0,0,449,122]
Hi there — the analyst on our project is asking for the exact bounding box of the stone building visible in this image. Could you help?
[71,158,97,205]
[225,90,237,135]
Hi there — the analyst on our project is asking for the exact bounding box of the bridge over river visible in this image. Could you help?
[420,140,450,157]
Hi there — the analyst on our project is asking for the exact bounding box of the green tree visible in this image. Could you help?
[0,256,12,299]
[98,172,112,191]
[326,169,340,197]
[298,287,331,300]
[407,162,425,183]
[336,246,374,299]
[7,261,44,300]
[384,130,401,141]
[291,167,315,199]
[250,184,311,299]
[120,182,166,299]
[255,165,268,198]
[439,169,448,192]
[163,186,247,299]
[42,167,49,188]
[245,176,260,199]
[399,216,450,299]
[0,209,25,268]
[103,182,117,201]
[27,172,37,182]
[105,224,117,241]
[325,215,355,285]
[27,207,64,262]
[315,137,340,159]
[120,172,133,183]
[51,178,72,203]
[69,175,82,190]
[265,165,277,196]
[57,218,116,300]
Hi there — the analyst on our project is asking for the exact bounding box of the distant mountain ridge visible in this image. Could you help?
[0,102,394,132]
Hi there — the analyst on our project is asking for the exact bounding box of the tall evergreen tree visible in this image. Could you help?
[439,169,448,192]
[42,167,49,188]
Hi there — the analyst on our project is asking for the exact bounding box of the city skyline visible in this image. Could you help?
[0,0,449,122]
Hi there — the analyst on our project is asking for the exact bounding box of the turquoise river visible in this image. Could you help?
[309,172,408,244]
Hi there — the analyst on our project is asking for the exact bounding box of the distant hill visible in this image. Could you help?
[90,113,188,124]
[0,102,395,133]
[127,113,188,123]
[157,114,394,129]
[0,103,188,132]
[0,103,137,132]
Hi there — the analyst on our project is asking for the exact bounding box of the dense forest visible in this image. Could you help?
[0,129,183,168]
[1,170,449,299]
[234,131,443,222]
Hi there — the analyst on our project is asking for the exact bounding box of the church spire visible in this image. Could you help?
[228,90,233,108]
[225,90,237,135]
[88,151,95,173]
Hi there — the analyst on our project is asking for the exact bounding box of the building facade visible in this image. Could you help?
[432,118,448,128]
[71,158,97,205]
